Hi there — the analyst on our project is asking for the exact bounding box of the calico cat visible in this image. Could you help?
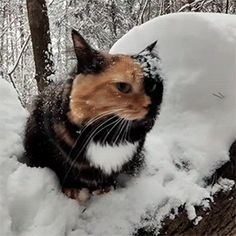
[24,29,163,200]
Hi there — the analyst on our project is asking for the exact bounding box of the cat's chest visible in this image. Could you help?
[86,141,138,175]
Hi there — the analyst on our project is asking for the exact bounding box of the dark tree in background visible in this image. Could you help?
[1,0,235,104]
[26,0,54,92]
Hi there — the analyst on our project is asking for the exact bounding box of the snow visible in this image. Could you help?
[133,45,161,80]
[0,12,236,236]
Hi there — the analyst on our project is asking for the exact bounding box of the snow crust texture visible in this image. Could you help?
[0,13,236,236]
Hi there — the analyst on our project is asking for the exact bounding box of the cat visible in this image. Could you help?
[24,29,163,201]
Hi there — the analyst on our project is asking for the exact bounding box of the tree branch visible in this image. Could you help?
[136,141,236,235]
[7,34,31,76]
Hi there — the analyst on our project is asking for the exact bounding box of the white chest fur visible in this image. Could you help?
[86,142,138,175]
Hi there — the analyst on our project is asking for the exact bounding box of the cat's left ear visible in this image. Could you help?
[72,29,105,74]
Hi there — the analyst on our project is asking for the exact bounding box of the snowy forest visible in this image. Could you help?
[0,0,236,107]
[0,1,236,236]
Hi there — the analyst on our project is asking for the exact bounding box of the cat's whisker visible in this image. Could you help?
[76,117,123,162]
[76,107,125,145]
[67,108,126,161]
[127,120,131,142]
[62,116,118,186]
[113,119,126,144]
[101,117,123,145]
[80,108,125,135]
[121,120,130,142]
[122,120,129,143]
[119,120,128,143]
[116,115,131,143]
[67,109,123,158]
[71,117,122,173]
[84,109,119,126]
[74,109,124,144]
[113,118,125,144]
[109,118,122,145]
[99,118,121,145]
[101,116,125,145]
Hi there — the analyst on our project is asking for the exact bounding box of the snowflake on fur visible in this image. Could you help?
[133,48,161,81]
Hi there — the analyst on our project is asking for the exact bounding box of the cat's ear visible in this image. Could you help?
[146,41,157,52]
[141,41,157,53]
[72,29,104,73]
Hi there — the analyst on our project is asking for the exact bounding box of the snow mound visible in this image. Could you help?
[0,12,236,236]
[111,11,236,182]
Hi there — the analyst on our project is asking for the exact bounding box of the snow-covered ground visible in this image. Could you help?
[1,13,236,236]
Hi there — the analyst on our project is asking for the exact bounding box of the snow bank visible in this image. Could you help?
[0,12,236,236]
[0,81,79,236]
[0,79,27,236]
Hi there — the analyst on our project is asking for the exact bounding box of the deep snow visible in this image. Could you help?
[0,12,236,236]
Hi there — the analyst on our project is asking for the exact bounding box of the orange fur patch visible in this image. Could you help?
[53,123,75,146]
[68,55,150,125]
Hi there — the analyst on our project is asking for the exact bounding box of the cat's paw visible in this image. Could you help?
[63,188,91,203]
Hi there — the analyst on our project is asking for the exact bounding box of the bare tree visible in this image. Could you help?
[26,0,54,92]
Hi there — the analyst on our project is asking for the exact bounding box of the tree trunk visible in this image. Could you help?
[137,141,236,235]
[26,0,54,92]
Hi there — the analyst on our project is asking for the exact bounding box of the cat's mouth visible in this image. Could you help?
[114,106,151,122]
[131,117,155,129]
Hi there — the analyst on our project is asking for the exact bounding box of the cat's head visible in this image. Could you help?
[68,29,163,139]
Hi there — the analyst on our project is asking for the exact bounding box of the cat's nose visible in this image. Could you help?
[142,96,151,108]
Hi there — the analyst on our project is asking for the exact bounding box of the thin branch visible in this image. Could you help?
[0,16,18,39]
[8,73,24,107]
[138,0,149,24]
[212,92,225,99]
[7,34,31,75]
[178,0,203,12]
[7,34,31,107]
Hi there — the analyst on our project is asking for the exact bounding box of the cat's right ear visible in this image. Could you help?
[72,29,103,74]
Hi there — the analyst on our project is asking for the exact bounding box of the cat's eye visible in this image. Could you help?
[146,82,157,93]
[116,82,132,94]
[148,83,157,93]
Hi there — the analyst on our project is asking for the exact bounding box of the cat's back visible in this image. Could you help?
[34,79,72,115]
[24,79,73,166]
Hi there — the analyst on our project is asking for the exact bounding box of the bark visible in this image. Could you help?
[136,141,236,236]
[226,0,229,13]
[26,0,54,92]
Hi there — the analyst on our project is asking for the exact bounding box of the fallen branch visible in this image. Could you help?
[136,141,236,235]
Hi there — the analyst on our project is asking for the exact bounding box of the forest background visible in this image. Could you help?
[0,0,235,107]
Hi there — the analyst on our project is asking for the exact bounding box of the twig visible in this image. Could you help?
[178,0,203,12]
[8,73,24,107]
[7,34,31,107]
[212,92,225,99]
[0,16,18,39]
[7,34,31,75]
[138,0,149,24]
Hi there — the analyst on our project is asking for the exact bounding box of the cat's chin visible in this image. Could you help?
[130,117,155,131]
